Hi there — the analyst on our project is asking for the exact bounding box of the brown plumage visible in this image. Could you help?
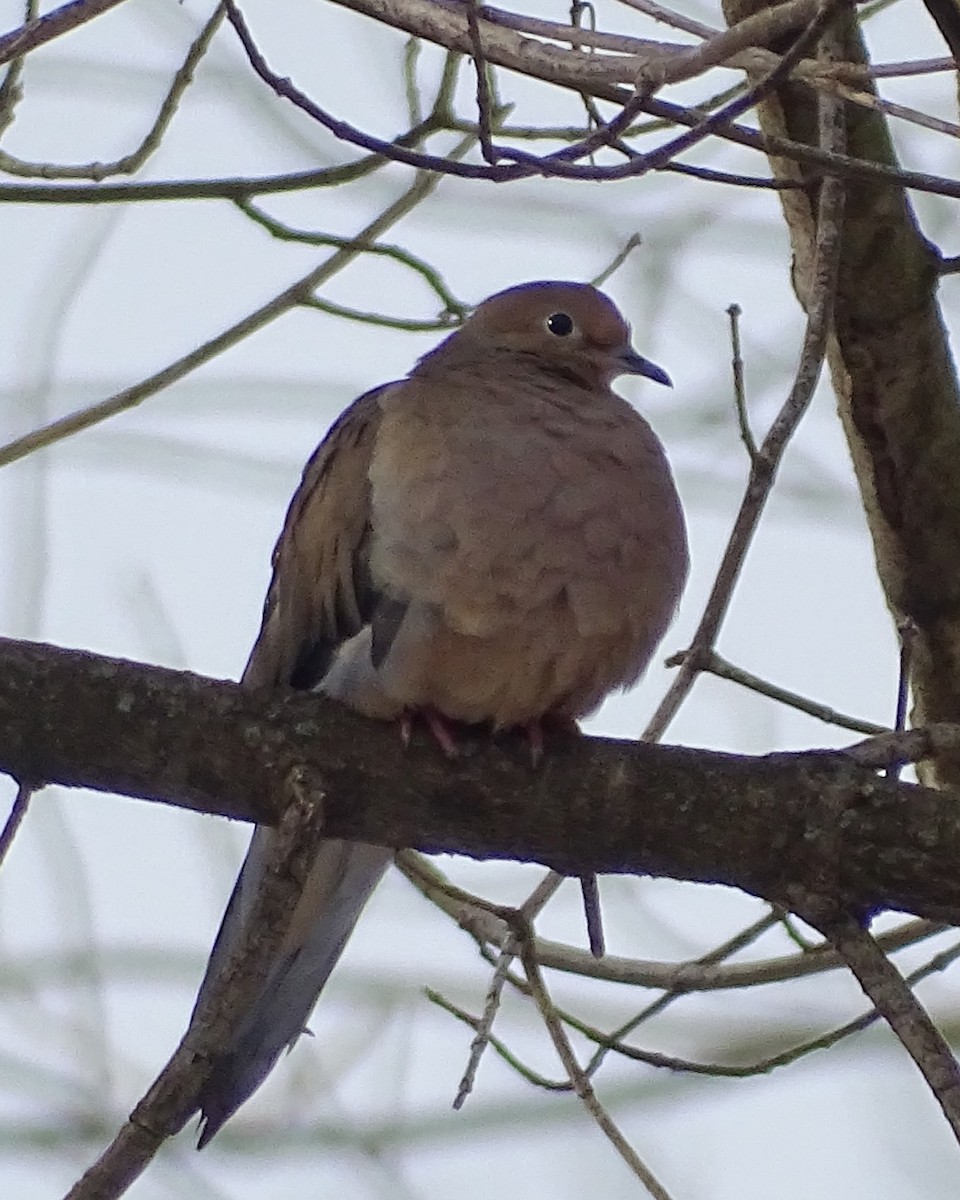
[193,280,688,1145]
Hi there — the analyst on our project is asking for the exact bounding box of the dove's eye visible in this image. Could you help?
[546,312,575,337]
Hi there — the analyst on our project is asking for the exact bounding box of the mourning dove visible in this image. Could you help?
[193,280,688,1145]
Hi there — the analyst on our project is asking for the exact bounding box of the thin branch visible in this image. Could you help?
[517,929,676,1200]
[662,161,802,187]
[578,873,605,957]
[66,765,333,1198]
[402,36,423,125]
[0,0,35,139]
[428,985,571,1090]
[452,933,522,1107]
[871,55,956,78]
[820,913,960,1146]
[0,122,478,468]
[300,296,460,333]
[395,853,946,992]
[452,873,562,1108]
[845,724,960,770]
[236,197,469,318]
[568,933,960,1078]
[2,62,960,203]
[225,0,960,198]
[0,781,34,870]
[583,911,783,1078]
[433,912,799,1109]
[0,2,226,180]
[322,0,960,198]
[466,0,497,163]
[644,16,847,740]
[665,649,890,735]
[444,80,745,142]
[0,52,461,203]
[497,0,848,176]
[590,232,642,287]
[726,302,758,463]
[630,0,838,91]
[433,929,960,1091]
[0,0,131,69]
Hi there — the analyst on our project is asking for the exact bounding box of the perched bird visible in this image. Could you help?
[193,280,688,1145]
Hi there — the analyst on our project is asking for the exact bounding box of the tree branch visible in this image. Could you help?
[721,0,960,788]
[4,637,960,924]
[0,0,130,68]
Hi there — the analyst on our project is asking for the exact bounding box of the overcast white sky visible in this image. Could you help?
[1,1,959,1197]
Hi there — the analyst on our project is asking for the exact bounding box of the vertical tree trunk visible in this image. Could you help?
[722,1,960,782]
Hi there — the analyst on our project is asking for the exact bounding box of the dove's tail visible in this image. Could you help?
[193,830,392,1147]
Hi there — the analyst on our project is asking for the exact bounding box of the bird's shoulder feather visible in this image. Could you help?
[242,384,392,691]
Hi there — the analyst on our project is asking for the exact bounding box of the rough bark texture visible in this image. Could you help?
[4,637,960,926]
[722,0,960,785]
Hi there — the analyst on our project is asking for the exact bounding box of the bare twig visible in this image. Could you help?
[0,108,477,469]
[226,0,960,199]
[0,781,34,870]
[590,233,643,287]
[644,13,847,741]
[0,0,35,139]
[844,723,960,771]
[568,933,960,1079]
[579,873,605,957]
[433,926,960,1090]
[402,36,423,125]
[517,928,676,1200]
[0,0,131,68]
[452,873,562,1108]
[451,933,522,1107]
[819,913,960,1146]
[396,852,946,992]
[870,55,956,78]
[428,986,571,1089]
[300,296,461,333]
[66,765,332,1199]
[663,161,799,187]
[726,302,758,462]
[0,2,226,180]
[630,0,836,90]
[665,649,890,735]
[582,910,783,1077]
[236,197,469,320]
[499,0,847,174]
[466,0,497,163]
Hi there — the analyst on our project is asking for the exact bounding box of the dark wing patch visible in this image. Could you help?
[370,595,409,669]
[241,385,391,692]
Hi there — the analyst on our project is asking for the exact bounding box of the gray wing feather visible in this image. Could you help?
[196,838,391,1146]
[194,388,396,1145]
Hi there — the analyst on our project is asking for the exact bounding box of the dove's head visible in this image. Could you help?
[434,281,671,391]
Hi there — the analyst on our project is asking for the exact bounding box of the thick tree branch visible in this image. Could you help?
[3,637,960,924]
[717,0,960,1144]
[721,0,960,787]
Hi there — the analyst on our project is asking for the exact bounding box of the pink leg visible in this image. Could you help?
[398,708,460,758]
[525,719,545,768]
[521,713,581,767]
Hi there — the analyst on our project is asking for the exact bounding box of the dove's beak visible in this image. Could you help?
[619,348,672,388]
